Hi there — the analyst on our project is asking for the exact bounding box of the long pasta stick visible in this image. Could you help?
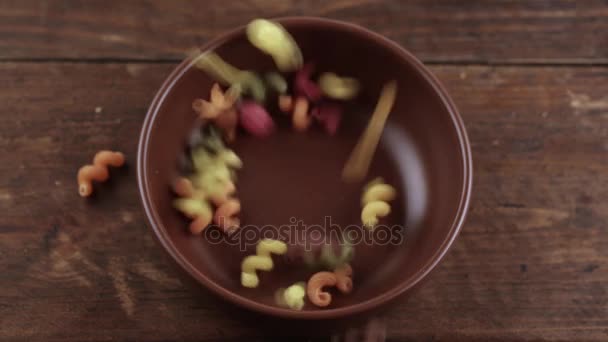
[342,81,397,182]
[190,49,241,85]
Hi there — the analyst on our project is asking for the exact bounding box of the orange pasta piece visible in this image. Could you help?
[292,96,311,132]
[334,263,353,294]
[214,198,241,232]
[306,271,337,307]
[278,95,294,112]
[172,177,195,197]
[190,214,213,235]
[77,150,125,197]
[307,263,354,307]
[192,84,239,142]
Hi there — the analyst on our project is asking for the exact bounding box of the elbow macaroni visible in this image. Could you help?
[241,239,288,288]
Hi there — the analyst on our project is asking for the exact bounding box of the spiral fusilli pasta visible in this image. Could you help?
[241,239,288,288]
[77,150,125,197]
[172,177,213,235]
[361,178,396,230]
[173,142,243,234]
[306,263,353,307]
[192,83,240,141]
[214,198,240,233]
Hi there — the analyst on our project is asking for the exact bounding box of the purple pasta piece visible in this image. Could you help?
[238,100,276,138]
[294,63,322,102]
[311,103,343,136]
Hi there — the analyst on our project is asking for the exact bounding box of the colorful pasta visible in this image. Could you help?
[171,19,402,310]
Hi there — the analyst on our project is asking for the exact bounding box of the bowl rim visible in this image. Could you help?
[137,16,473,320]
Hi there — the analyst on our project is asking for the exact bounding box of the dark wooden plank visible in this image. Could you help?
[0,62,607,341]
[0,0,607,63]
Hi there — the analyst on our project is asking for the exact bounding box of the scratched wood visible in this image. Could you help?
[0,0,607,63]
[0,62,607,341]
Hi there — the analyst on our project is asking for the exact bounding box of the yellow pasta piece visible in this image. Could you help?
[192,147,240,175]
[256,239,288,257]
[361,201,391,229]
[173,143,243,235]
[360,178,397,230]
[241,255,273,288]
[318,72,360,100]
[275,282,306,310]
[241,239,288,288]
[190,146,241,198]
[173,198,211,219]
[246,19,302,72]
[217,149,243,169]
[361,181,396,205]
[192,51,241,85]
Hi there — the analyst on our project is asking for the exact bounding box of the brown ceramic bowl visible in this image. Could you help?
[137,17,472,320]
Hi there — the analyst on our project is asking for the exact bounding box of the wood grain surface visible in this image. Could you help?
[1,62,607,341]
[0,0,607,63]
[1,0,608,341]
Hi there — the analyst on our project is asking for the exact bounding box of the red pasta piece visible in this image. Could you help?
[238,100,276,138]
[311,103,343,136]
[294,63,322,102]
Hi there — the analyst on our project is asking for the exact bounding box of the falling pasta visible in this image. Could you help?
[275,281,307,310]
[306,263,353,307]
[241,239,288,288]
[361,178,397,230]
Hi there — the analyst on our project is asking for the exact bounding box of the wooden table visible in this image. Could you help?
[1,1,607,341]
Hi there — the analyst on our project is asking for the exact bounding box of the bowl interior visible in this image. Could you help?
[138,18,470,318]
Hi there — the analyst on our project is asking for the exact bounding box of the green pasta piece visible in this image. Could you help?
[264,72,288,94]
